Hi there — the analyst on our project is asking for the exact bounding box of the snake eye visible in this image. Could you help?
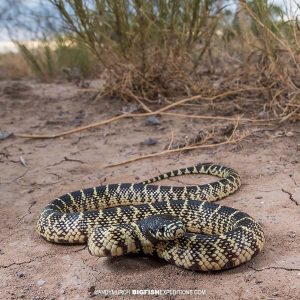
[160,227,165,232]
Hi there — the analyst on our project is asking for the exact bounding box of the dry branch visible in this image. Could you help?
[15,89,280,139]
[106,131,251,168]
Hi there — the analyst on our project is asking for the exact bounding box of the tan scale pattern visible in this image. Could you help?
[36,163,265,271]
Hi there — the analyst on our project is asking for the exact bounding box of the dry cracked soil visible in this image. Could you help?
[0,81,299,300]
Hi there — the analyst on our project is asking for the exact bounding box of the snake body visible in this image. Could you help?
[37,163,265,271]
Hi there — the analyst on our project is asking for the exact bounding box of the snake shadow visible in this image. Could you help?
[102,252,266,275]
[52,241,266,275]
[103,253,169,274]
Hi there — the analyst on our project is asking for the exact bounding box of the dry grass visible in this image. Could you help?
[50,0,299,122]
[0,39,101,82]
[0,52,31,80]
[3,0,300,122]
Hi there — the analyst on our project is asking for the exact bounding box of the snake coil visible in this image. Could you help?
[37,163,265,271]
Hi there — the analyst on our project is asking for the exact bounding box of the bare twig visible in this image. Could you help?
[167,127,175,151]
[15,88,281,139]
[106,132,251,168]
[156,87,267,113]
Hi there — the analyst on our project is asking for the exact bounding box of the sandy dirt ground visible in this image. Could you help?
[0,81,299,300]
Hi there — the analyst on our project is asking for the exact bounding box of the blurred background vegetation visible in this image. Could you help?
[0,0,299,120]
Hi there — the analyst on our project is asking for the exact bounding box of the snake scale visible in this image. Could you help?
[37,163,265,271]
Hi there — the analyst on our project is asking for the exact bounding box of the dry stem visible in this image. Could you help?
[15,89,280,139]
[106,131,251,168]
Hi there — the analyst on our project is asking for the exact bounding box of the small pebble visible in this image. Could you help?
[16,271,25,278]
[36,279,46,287]
[0,131,13,140]
[288,231,296,238]
[121,104,138,113]
[145,116,161,126]
[143,138,158,146]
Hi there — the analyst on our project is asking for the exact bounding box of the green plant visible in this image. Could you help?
[47,0,225,101]
[16,40,55,81]
[15,36,99,81]
[55,37,99,77]
[5,0,299,121]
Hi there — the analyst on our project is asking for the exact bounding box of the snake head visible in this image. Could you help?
[138,215,186,242]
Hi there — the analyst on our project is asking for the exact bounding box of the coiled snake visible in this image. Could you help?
[37,163,265,271]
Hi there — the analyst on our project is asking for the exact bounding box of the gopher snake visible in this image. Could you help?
[37,163,265,271]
